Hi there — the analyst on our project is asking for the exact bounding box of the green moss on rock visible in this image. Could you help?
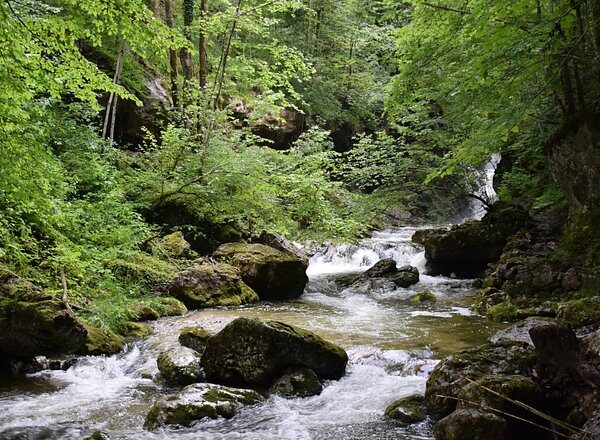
[268,367,323,397]
[82,325,126,355]
[410,291,437,303]
[153,297,188,317]
[557,297,600,327]
[166,263,259,310]
[486,302,519,322]
[157,346,203,386]
[179,327,212,353]
[385,394,426,424]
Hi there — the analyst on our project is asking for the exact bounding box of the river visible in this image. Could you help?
[0,224,506,439]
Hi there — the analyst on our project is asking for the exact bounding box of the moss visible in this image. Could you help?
[153,297,188,317]
[162,232,191,257]
[107,253,178,284]
[130,305,160,321]
[486,302,519,322]
[82,325,125,355]
[384,394,426,424]
[123,321,154,340]
[557,297,600,327]
[410,291,437,303]
[179,327,211,352]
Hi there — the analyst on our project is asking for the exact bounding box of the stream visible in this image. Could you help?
[0,229,505,440]
[0,161,504,440]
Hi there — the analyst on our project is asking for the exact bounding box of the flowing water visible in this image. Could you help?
[0,160,504,440]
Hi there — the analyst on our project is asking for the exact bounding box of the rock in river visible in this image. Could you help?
[157,346,204,386]
[433,409,507,440]
[201,317,348,387]
[144,383,264,430]
[268,367,323,397]
[166,262,259,309]
[213,243,308,300]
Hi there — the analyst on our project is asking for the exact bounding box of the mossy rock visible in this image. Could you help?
[162,231,191,257]
[0,268,88,357]
[486,301,519,322]
[83,431,110,440]
[202,317,348,387]
[410,291,437,303]
[144,383,264,430]
[157,346,204,386]
[166,263,259,309]
[179,327,212,354]
[268,367,323,398]
[123,322,154,340]
[557,297,600,327]
[391,266,420,288]
[82,325,126,356]
[425,341,536,417]
[457,374,541,412]
[433,409,506,440]
[154,297,188,317]
[130,305,160,322]
[213,243,308,300]
[107,253,178,284]
[385,394,426,424]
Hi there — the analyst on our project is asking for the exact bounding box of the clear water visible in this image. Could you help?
[0,228,505,440]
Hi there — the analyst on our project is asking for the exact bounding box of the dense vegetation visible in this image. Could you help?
[1,0,598,332]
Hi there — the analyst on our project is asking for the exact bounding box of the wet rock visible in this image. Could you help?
[154,297,188,317]
[485,301,518,322]
[83,325,125,356]
[123,322,154,340]
[364,259,398,277]
[157,346,204,386]
[84,431,111,440]
[0,268,88,357]
[433,409,507,440]
[179,327,212,354]
[384,394,426,424]
[410,291,437,303]
[557,297,600,328]
[166,262,259,309]
[489,317,556,345]
[423,203,528,278]
[425,341,536,416]
[268,367,323,397]
[213,243,308,300]
[144,383,264,430]
[201,317,348,387]
[392,266,420,288]
[412,228,442,245]
[84,430,111,440]
[583,329,600,359]
[579,408,600,440]
[250,107,305,149]
[253,231,309,263]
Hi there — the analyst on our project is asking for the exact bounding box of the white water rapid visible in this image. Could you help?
[0,158,503,440]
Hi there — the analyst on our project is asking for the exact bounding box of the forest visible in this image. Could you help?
[0,0,599,439]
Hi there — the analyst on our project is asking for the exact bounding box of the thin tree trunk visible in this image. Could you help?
[102,42,125,142]
[180,0,195,81]
[165,0,179,107]
[199,0,209,88]
[212,0,242,111]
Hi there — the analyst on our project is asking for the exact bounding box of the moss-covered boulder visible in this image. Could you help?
[179,327,211,354]
[433,409,507,440]
[130,305,160,322]
[144,383,264,430]
[391,266,420,288]
[424,203,529,278]
[82,325,126,356]
[157,346,204,386]
[384,394,426,424]
[162,231,191,257]
[268,367,323,397]
[213,243,308,300]
[154,297,188,317]
[425,341,536,417]
[0,269,88,358]
[410,290,437,303]
[557,297,600,327]
[253,230,309,263]
[166,262,259,309]
[201,317,348,387]
[486,301,519,322]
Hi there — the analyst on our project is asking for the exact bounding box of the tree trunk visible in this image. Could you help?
[199,0,209,88]
[164,0,179,107]
[180,0,195,81]
[212,0,242,110]
[102,41,125,143]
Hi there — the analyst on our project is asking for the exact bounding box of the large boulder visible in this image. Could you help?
[433,409,507,440]
[179,327,212,354]
[157,346,204,386]
[144,383,264,430]
[423,203,528,278]
[213,243,308,300]
[350,260,420,291]
[425,341,536,416]
[557,297,600,328]
[0,269,87,358]
[253,231,309,263]
[201,317,348,387]
[165,262,259,309]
